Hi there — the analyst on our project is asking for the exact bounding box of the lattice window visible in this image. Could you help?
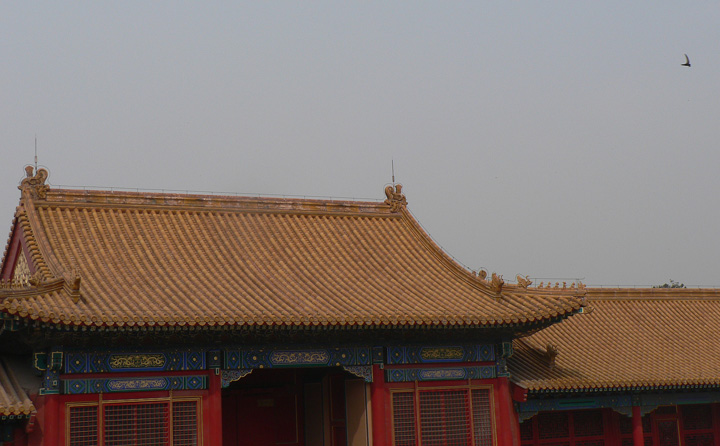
[523,410,607,446]
[681,405,713,431]
[655,407,677,416]
[657,420,680,446]
[69,405,99,446]
[472,389,493,446]
[419,390,471,446]
[172,401,199,446]
[576,441,604,446]
[104,402,169,446]
[618,413,653,435]
[617,412,653,446]
[684,434,714,446]
[391,386,493,446]
[392,392,416,446]
[538,412,570,440]
[520,419,535,443]
[680,404,715,446]
[573,410,604,438]
[68,399,199,446]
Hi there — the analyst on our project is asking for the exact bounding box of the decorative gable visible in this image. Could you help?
[12,249,32,286]
[1,222,35,287]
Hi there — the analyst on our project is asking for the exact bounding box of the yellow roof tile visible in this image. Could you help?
[0,169,583,329]
[0,359,34,417]
[509,287,720,391]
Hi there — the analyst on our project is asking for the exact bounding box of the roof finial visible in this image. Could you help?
[19,165,50,199]
[392,159,395,185]
[384,183,407,212]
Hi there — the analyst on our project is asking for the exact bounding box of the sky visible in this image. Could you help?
[2,2,719,287]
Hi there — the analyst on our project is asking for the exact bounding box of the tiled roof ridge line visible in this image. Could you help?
[0,210,19,278]
[587,289,720,301]
[18,189,66,282]
[398,207,494,295]
[399,208,586,304]
[523,382,720,394]
[401,207,587,301]
[40,187,392,216]
[51,183,382,202]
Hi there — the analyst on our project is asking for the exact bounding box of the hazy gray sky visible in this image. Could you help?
[2,2,719,287]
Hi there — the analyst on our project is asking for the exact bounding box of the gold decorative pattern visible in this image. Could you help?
[106,378,166,391]
[420,369,465,380]
[12,253,31,287]
[420,347,464,361]
[269,350,329,366]
[109,354,166,370]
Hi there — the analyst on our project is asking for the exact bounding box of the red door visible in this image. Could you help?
[223,388,302,446]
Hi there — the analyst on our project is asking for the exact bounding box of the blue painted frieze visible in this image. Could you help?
[385,365,496,382]
[63,375,207,394]
[386,344,495,365]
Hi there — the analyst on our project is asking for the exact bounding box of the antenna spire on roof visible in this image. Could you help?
[392,159,395,185]
[34,135,38,172]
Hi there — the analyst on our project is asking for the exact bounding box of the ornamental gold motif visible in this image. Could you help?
[420,369,465,380]
[107,378,166,391]
[11,254,32,287]
[420,347,464,361]
[270,351,329,365]
[109,354,166,369]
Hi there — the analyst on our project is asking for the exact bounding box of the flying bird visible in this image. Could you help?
[681,54,691,67]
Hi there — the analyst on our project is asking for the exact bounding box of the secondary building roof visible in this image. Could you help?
[0,358,34,417]
[0,167,584,329]
[509,287,720,392]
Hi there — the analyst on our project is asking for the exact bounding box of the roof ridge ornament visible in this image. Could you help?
[516,275,532,288]
[19,166,50,199]
[545,343,558,369]
[384,184,407,212]
[490,272,504,294]
[0,271,46,289]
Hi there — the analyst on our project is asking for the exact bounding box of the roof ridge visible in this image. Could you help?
[588,288,720,301]
[34,187,399,217]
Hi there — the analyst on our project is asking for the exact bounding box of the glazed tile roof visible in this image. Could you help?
[0,359,34,417]
[0,168,584,329]
[509,287,720,392]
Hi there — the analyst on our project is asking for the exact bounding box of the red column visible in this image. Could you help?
[370,365,387,446]
[632,406,644,446]
[495,377,520,446]
[206,371,223,446]
[43,395,59,446]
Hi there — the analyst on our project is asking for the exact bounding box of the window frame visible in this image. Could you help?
[65,395,203,446]
[390,383,496,446]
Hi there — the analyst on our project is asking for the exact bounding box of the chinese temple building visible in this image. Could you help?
[0,166,718,446]
[510,287,720,446]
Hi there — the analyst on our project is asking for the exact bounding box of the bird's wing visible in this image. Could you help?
[684,54,690,64]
